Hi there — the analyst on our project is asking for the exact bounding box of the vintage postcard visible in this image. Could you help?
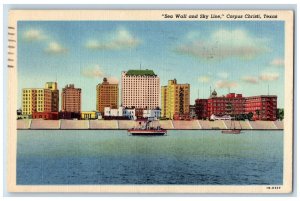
[7,10,293,193]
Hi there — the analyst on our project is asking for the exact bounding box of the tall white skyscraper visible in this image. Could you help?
[121,69,160,109]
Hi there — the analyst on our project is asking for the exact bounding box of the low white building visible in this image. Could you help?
[143,109,161,120]
[96,112,102,120]
[104,107,123,117]
[210,114,231,121]
[123,108,136,120]
[104,107,136,120]
[17,114,32,119]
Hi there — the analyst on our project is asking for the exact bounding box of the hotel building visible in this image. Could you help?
[207,90,245,117]
[22,88,52,115]
[61,84,81,113]
[161,79,190,120]
[245,95,277,120]
[121,69,160,109]
[45,82,59,112]
[96,78,118,113]
[22,82,59,115]
[195,99,208,119]
[195,90,277,120]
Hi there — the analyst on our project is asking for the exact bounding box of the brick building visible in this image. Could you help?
[32,111,59,120]
[22,82,59,120]
[245,95,277,120]
[207,90,245,117]
[45,82,59,112]
[96,78,118,113]
[22,88,52,115]
[195,90,277,121]
[61,84,81,113]
[195,99,208,119]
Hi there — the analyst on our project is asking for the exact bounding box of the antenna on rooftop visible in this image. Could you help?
[268,84,269,95]
[197,88,199,99]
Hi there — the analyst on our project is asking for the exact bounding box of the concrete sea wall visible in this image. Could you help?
[30,119,60,129]
[17,119,284,130]
[60,120,89,129]
[90,120,119,129]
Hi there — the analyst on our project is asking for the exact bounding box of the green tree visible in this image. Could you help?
[247,112,253,121]
[276,108,284,121]
[255,110,260,120]
[237,114,245,120]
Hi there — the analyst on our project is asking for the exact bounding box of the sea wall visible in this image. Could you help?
[90,120,118,129]
[30,119,60,129]
[17,119,284,130]
[60,120,89,129]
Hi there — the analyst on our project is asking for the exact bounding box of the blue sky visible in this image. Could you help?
[18,21,285,110]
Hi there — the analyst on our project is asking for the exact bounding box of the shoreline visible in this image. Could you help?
[17,119,284,130]
[17,128,284,131]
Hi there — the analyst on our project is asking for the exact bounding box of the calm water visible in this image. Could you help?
[17,130,283,185]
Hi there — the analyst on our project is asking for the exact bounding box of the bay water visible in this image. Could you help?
[17,130,283,185]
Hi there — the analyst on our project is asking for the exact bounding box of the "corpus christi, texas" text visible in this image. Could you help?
[162,13,278,19]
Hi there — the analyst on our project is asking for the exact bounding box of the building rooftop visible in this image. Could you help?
[64,84,75,88]
[126,69,156,76]
[22,88,46,90]
[246,95,277,98]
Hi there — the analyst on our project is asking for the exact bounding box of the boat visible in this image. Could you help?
[221,103,242,134]
[221,129,241,134]
[128,119,167,136]
[221,118,242,134]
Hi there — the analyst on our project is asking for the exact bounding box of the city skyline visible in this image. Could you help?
[18,21,285,110]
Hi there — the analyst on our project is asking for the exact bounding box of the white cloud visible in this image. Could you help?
[176,29,268,60]
[81,65,104,78]
[259,72,279,81]
[23,29,47,41]
[81,66,119,84]
[85,28,140,50]
[107,77,119,84]
[45,42,67,54]
[215,80,238,89]
[85,40,100,49]
[241,76,259,84]
[23,30,68,55]
[217,72,229,79]
[198,75,211,83]
[270,58,284,67]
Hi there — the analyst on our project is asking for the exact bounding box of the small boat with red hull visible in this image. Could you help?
[128,119,167,136]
